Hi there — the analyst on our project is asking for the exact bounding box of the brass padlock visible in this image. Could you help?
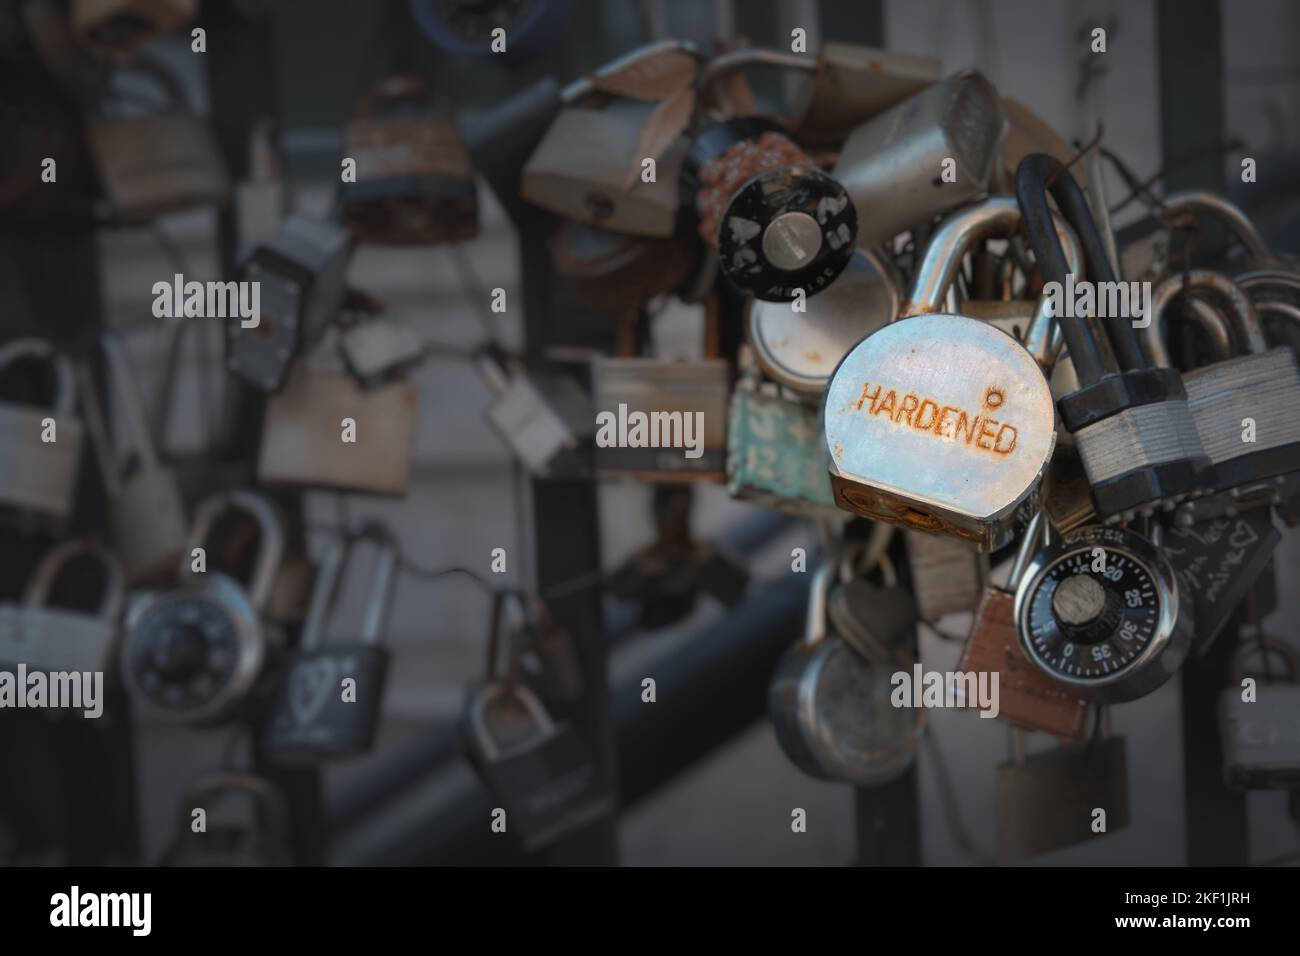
[257,355,418,497]
[71,0,197,58]
[87,53,230,222]
[341,75,478,246]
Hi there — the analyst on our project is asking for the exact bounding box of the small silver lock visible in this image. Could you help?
[0,539,124,674]
[1219,637,1300,790]
[0,338,85,527]
[121,491,285,725]
[479,350,593,478]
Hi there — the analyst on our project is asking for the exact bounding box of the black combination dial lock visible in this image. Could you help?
[1014,525,1193,703]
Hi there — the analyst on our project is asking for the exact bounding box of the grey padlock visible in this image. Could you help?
[769,563,923,785]
[162,771,292,867]
[479,349,593,478]
[227,213,354,393]
[121,490,284,725]
[905,530,988,622]
[0,539,124,674]
[338,315,427,388]
[996,724,1129,863]
[823,198,1065,550]
[1219,637,1300,790]
[828,546,917,668]
[71,0,197,58]
[262,523,399,763]
[78,335,187,586]
[0,338,84,525]
[832,70,1005,250]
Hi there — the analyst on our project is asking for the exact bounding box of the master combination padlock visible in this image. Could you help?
[461,592,615,853]
[262,523,399,764]
[1219,637,1300,790]
[121,491,285,725]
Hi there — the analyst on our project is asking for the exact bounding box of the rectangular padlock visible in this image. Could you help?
[1219,638,1300,789]
[341,75,478,246]
[87,55,230,222]
[228,213,353,393]
[263,527,398,763]
[996,734,1129,863]
[726,383,838,516]
[479,352,593,478]
[904,531,986,621]
[339,316,427,388]
[257,363,417,497]
[1163,509,1280,657]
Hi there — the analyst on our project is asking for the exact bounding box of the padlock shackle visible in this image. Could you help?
[1255,299,1300,332]
[696,47,814,106]
[1237,270,1300,299]
[0,337,77,413]
[803,563,833,647]
[22,538,126,622]
[561,38,704,105]
[900,197,1083,372]
[466,680,555,761]
[1143,271,1254,368]
[300,521,400,649]
[1007,510,1046,591]
[185,491,285,613]
[485,589,529,685]
[1162,192,1279,269]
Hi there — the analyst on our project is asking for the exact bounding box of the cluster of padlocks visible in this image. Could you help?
[2,2,1298,865]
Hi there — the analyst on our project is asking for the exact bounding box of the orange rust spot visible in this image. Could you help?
[984,386,1005,410]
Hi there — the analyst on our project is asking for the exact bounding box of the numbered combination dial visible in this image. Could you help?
[1013,525,1193,703]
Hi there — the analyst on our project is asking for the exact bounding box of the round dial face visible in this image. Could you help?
[128,597,241,713]
[1021,546,1162,682]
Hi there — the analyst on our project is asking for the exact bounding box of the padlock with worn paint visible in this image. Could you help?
[0,540,124,674]
[996,725,1129,863]
[263,523,398,764]
[121,491,284,726]
[1163,509,1280,657]
[592,299,729,482]
[1219,637,1300,790]
[71,0,196,58]
[479,348,593,478]
[521,41,698,237]
[955,511,1089,739]
[87,53,230,222]
[341,75,478,246]
[78,335,187,586]
[769,563,924,785]
[227,213,353,393]
[0,338,84,528]
[161,772,292,867]
[257,354,417,497]
[461,593,614,852]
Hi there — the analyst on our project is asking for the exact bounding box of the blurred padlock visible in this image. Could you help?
[227,213,353,392]
[338,312,427,388]
[479,348,593,478]
[71,0,196,58]
[262,523,399,764]
[521,41,699,236]
[78,336,187,586]
[905,530,987,623]
[1219,637,1300,790]
[828,547,917,668]
[0,338,84,528]
[87,53,230,222]
[161,772,291,867]
[341,75,478,246]
[235,119,288,255]
[257,356,417,497]
[0,540,123,673]
[833,70,1005,250]
[550,219,699,315]
[996,726,1128,863]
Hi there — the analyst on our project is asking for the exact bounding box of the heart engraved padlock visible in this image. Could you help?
[262,522,399,764]
[121,491,285,725]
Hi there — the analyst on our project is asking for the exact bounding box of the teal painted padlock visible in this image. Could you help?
[727,375,839,517]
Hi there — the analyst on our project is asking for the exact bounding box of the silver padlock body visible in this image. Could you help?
[726,388,839,516]
[257,367,417,496]
[1,608,117,673]
[88,112,230,222]
[112,468,188,585]
[823,313,1056,551]
[832,71,1004,249]
[0,404,83,519]
[746,250,898,395]
[791,43,941,146]
[1185,348,1300,485]
[339,319,426,384]
[1219,685,1300,789]
[485,376,580,476]
[521,105,687,238]
[905,530,985,619]
[592,359,730,481]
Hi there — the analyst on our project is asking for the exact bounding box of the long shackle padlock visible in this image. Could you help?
[262,522,399,763]
[823,196,1074,550]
